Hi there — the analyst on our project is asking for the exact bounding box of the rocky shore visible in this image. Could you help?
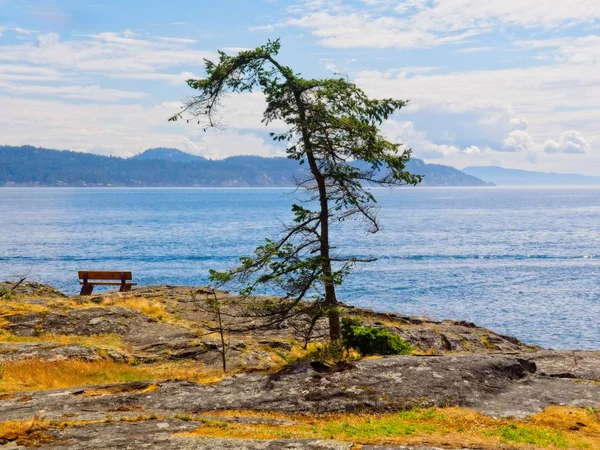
[0,282,598,449]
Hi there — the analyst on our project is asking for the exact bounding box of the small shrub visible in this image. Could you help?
[305,341,348,362]
[341,318,413,356]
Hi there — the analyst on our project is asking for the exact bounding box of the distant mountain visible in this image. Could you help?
[132,148,205,162]
[0,145,492,187]
[407,159,493,187]
[463,166,600,186]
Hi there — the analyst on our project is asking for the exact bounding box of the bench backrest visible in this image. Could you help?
[78,271,133,281]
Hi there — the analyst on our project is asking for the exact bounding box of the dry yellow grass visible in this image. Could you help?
[96,294,201,331]
[529,406,600,433]
[412,347,441,356]
[99,296,172,322]
[185,407,600,449]
[349,312,408,329]
[0,300,49,319]
[0,331,130,353]
[0,417,55,444]
[0,292,193,332]
[0,359,226,393]
[282,341,362,365]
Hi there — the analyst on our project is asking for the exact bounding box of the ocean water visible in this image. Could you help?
[1,187,599,350]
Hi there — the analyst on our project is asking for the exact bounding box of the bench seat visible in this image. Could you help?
[78,271,137,295]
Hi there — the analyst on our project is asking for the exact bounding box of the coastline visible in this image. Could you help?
[0,281,599,449]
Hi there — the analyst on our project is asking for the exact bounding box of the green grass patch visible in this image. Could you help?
[489,423,569,448]
[185,406,600,449]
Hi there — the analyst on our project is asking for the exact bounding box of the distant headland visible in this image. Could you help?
[463,165,600,186]
[0,145,492,187]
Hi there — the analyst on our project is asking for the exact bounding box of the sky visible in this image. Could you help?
[0,0,599,175]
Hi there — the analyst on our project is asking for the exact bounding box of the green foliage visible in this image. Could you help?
[487,423,569,448]
[341,317,413,356]
[174,40,422,341]
[323,419,416,438]
[321,410,440,439]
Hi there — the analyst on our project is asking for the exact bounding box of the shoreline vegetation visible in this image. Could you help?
[0,281,598,449]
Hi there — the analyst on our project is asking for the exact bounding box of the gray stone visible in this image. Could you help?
[1,353,597,424]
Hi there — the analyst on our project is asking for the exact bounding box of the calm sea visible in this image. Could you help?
[1,187,599,350]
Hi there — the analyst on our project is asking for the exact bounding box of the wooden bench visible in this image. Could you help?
[78,271,137,295]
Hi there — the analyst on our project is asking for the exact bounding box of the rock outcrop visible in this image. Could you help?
[2,353,599,423]
[1,282,598,449]
[0,283,537,369]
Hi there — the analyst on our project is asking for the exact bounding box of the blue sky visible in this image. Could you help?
[1,0,599,174]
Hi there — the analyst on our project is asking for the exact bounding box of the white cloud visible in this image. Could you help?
[502,129,534,152]
[405,0,600,30]
[0,96,181,156]
[0,30,218,103]
[352,36,600,163]
[0,90,282,158]
[0,25,281,158]
[156,36,197,44]
[543,131,590,154]
[190,131,284,159]
[463,145,482,154]
[351,39,599,171]
[281,0,600,49]
[355,58,599,117]
[509,116,528,131]
[0,81,146,101]
[13,27,35,35]
[248,24,276,32]
[107,71,197,86]
[285,11,482,49]
[457,46,493,53]
[384,120,469,160]
[382,118,561,170]
[208,92,287,132]
[0,64,66,82]
[0,31,215,78]
[0,26,37,37]
[518,35,600,65]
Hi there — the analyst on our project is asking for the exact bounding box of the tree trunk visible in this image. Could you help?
[318,190,340,341]
[326,290,341,341]
[293,89,341,341]
[308,154,340,342]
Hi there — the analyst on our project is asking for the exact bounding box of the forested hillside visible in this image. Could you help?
[0,146,492,187]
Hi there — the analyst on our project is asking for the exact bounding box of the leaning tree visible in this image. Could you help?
[170,40,421,341]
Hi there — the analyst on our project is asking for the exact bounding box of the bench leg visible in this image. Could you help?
[80,284,94,296]
[120,283,132,292]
